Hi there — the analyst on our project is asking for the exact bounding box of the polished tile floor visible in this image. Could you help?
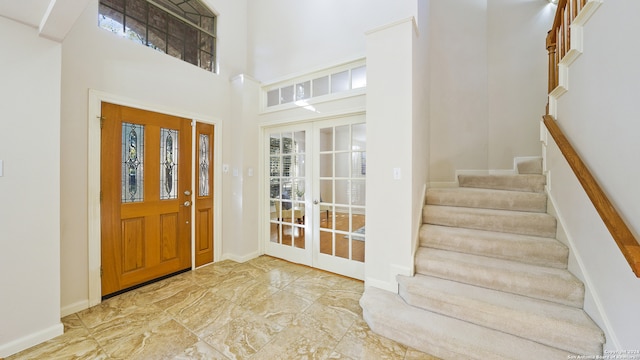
[8,256,440,360]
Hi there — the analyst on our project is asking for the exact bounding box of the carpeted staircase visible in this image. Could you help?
[360,160,605,359]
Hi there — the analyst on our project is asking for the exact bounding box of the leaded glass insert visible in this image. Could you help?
[199,134,210,196]
[121,122,144,203]
[160,128,178,200]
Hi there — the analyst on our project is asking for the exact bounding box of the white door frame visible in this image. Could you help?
[87,90,223,307]
[259,111,366,278]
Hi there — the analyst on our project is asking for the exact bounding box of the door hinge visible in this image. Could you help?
[100,191,103,203]
[100,266,103,277]
[98,115,105,129]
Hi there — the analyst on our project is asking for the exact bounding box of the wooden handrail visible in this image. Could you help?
[543,115,640,277]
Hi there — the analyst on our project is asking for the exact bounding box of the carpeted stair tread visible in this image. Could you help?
[360,287,575,360]
[458,174,546,193]
[415,248,584,307]
[423,205,557,238]
[420,224,568,268]
[397,274,604,355]
[426,187,547,213]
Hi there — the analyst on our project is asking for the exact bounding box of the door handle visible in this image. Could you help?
[182,201,191,207]
[313,200,319,205]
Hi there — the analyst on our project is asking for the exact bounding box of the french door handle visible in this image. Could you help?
[182,201,191,207]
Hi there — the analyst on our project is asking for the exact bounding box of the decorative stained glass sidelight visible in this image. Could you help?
[160,128,179,200]
[122,122,145,203]
[199,134,210,196]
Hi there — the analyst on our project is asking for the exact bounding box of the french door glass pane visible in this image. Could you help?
[317,123,366,263]
[121,122,144,203]
[269,130,306,249]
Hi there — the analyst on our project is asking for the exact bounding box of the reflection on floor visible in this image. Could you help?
[271,212,365,262]
[7,256,440,360]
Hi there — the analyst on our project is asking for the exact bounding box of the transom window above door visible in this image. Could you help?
[98,0,217,73]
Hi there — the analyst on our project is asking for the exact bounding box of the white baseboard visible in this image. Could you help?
[0,323,64,358]
[365,277,398,293]
[61,300,90,318]
[220,250,262,264]
[546,191,621,349]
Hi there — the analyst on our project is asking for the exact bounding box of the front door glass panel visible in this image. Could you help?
[121,122,145,203]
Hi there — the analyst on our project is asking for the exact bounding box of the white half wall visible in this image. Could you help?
[547,0,640,350]
[0,17,63,357]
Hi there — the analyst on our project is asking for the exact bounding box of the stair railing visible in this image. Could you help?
[546,0,586,93]
[545,0,640,277]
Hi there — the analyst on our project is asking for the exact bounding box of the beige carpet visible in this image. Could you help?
[360,159,605,359]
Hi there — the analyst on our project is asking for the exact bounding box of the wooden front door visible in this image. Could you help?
[195,122,214,267]
[100,102,192,297]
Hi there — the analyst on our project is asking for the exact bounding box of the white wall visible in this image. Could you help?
[487,0,552,169]
[60,0,249,313]
[547,0,640,350]
[0,17,63,357]
[429,0,551,182]
[365,18,417,291]
[247,0,418,81]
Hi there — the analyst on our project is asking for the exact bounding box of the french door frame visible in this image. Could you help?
[86,90,223,308]
[260,112,366,280]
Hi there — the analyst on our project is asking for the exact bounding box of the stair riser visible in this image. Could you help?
[424,207,557,238]
[420,225,569,268]
[399,284,602,355]
[415,255,584,308]
[458,174,546,193]
[426,189,547,213]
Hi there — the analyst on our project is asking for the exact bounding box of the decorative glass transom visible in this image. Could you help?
[121,122,145,203]
[199,134,210,197]
[98,0,217,72]
[160,128,178,200]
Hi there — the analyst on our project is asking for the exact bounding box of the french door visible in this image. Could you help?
[264,115,366,279]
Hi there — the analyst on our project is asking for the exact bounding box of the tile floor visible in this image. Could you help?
[7,256,440,360]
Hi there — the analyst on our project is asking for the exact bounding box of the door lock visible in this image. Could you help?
[184,190,191,196]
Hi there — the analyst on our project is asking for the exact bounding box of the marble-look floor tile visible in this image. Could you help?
[297,302,357,341]
[284,274,336,302]
[173,341,228,360]
[6,328,107,360]
[254,267,304,289]
[82,303,172,351]
[211,277,280,308]
[405,348,443,360]
[201,308,284,359]
[335,318,408,360]
[105,319,197,360]
[316,289,364,320]
[250,324,338,360]
[7,257,442,360]
[160,286,238,335]
[249,289,313,328]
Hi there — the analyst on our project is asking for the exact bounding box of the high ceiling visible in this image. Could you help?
[0,0,92,41]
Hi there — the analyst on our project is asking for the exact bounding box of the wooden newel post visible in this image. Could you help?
[546,30,557,95]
